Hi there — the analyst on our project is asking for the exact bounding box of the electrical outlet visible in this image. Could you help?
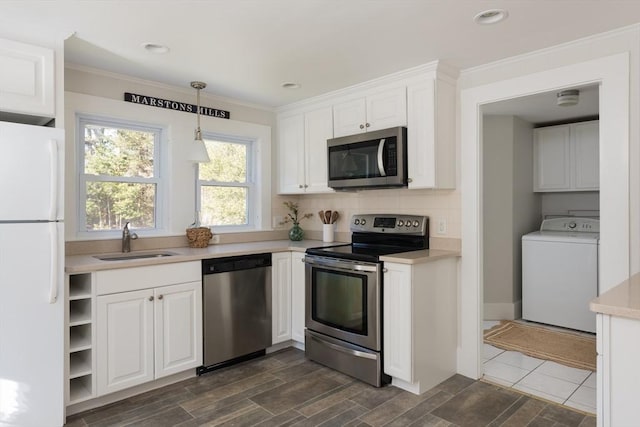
[273,216,284,228]
[437,219,447,235]
[211,234,220,244]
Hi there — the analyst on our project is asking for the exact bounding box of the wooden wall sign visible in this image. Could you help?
[124,92,230,119]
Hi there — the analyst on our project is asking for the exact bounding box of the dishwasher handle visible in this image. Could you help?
[202,252,272,275]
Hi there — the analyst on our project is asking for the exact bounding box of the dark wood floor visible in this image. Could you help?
[66,348,596,427]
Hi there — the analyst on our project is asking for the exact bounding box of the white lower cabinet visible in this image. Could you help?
[95,263,202,397]
[271,251,306,346]
[596,313,640,426]
[291,252,306,344]
[272,252,292,344]
[383,258,457,394]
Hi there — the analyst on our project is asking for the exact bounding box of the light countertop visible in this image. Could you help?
[66,240,460,273]
[380,249,460,264]
[590,273,640,320]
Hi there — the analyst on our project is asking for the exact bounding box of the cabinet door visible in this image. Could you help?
[97,289,154,396]
[333,98,367,137]
[366,87,407,132]
[154,281,203,379]
[278,114,306,194]
[290,252,306,344]
[0,38,55,118]
[407,80,436,188]
[304,107,334,193]
[573,121,599,190]
[383,263,413,382]
[533,125,571,191]
[272,252,292,344]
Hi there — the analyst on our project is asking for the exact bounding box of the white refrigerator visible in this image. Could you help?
[0,121,65,426]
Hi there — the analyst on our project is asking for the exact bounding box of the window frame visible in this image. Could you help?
[196,132,257,232]
[76,114,167,237]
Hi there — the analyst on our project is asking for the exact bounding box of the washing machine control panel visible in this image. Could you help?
[539,218,599,233]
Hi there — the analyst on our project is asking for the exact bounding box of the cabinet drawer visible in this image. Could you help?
[96,262,201,295]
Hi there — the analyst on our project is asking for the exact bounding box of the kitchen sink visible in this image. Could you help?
[94,251,177,261]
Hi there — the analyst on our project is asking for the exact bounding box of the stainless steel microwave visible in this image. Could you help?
[327,126,407,190]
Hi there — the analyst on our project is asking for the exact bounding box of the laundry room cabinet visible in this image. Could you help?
[533,120,599,192]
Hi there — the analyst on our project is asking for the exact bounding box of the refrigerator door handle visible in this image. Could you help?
[49,223,58,304]
[48,139,59,221]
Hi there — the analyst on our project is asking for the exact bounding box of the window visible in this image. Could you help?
[78,115,163,234]
[197,134,255,229]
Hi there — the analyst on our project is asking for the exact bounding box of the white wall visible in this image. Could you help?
[63,67,281,240]
[541,192,599,217]
[482,115,539,320]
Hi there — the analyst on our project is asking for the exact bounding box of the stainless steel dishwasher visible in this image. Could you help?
[198,253,272,374]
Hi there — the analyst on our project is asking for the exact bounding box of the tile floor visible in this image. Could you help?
[482,320,596,414]
[67,347,596,426]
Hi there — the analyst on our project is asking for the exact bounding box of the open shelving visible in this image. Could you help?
[67,273,95,405]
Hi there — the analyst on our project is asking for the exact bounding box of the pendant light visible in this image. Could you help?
[188,81,210,162]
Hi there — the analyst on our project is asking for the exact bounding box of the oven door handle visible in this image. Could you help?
[308,333,377,360]
[304,256,379,273]
[377,138,387,177]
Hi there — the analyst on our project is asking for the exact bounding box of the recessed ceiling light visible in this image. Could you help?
[474,9,508,25]
[141,42,170,54]
[281,82,301,89]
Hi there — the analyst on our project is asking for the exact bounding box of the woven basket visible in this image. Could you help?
[186,227,213,248]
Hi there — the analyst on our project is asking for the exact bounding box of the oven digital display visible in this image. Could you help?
[373,217,396,228]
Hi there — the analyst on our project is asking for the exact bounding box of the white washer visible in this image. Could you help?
[522,218,599,333]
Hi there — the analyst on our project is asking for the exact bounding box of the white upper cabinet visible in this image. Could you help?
[0,38,55,118]
[573,121,600,190]
[333,87,407,137]
[277,62,457,192]
[278,107,334,194]
[406,77,456,189]
[534,120,599,192]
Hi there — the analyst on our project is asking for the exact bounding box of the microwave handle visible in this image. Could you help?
[377,138,386,177]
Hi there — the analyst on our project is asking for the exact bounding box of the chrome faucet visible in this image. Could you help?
[122,222,139,253]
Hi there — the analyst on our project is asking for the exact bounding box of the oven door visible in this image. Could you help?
[304,255,381,351]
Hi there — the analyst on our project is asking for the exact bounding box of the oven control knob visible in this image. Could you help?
[413,220,420,227]
[397,220,404,227]
[361,219,366,225]
[406,222,412,228]
[354,219,360,225]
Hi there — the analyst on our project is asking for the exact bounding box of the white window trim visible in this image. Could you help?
[76,113,168,238]
[197,132,258,232]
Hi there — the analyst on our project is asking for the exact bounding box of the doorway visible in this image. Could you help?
[480,85,599,411]
[458,53,630,387]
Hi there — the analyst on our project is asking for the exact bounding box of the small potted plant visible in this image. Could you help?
[282,201,312,241]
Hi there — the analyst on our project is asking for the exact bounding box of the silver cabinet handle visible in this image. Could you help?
[359,124,365,129]
[365,123,370,128]
[158,295,163,300]
[304,184,308,188]
[148,296,154,301]
[407,178,413,183]
[299,184,303,189]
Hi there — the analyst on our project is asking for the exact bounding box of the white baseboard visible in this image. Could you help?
[484,300,522,320]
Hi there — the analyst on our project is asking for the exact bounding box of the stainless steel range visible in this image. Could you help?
[304,213,428,387]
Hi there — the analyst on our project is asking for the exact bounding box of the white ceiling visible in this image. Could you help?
[1,1,640,108]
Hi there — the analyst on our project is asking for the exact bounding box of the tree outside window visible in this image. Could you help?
[79,116,161,232]
[198,136,254,227]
